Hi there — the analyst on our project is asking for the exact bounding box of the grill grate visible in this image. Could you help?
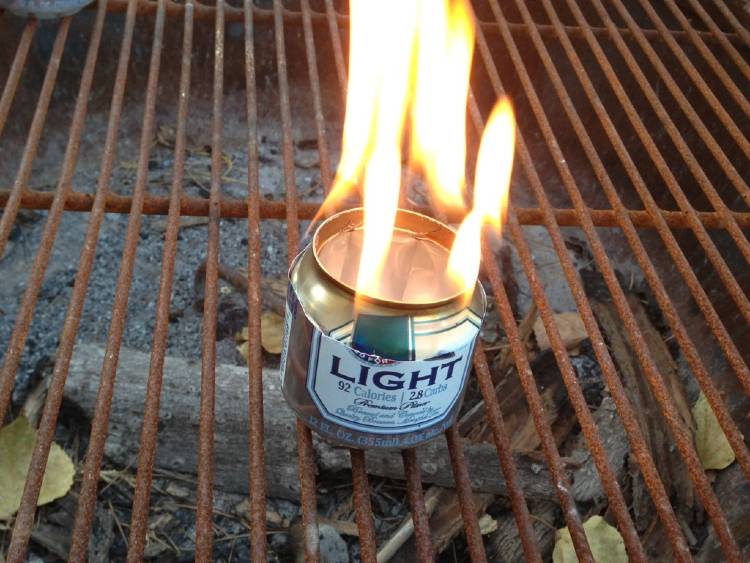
[1,1,749,561]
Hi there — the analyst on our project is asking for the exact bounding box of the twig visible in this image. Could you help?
[108,500,129,550]
[376,489,441,563]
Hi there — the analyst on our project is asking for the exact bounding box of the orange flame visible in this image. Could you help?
[322,0,515,298]
[447,99,516,292]
[410,0,475,212]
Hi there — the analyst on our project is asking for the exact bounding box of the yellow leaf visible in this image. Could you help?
[0,417,75,519]
[236,340,249,362]
[692,392,735,470]
[553,516,627,563]
[533,312,587,353]
[478,513,497,535]
[261,311,285,355]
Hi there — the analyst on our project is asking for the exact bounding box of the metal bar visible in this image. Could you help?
[472,10,694,559]
[400,449,435,563]
[581,0,750,326]
[529,0,750,478]
[612,2,750,197]
[484,1,742,558]
[6,189,750,229]
[444,426,488,563]
[587,0,750,214]
[472,85,690,559]
[351,449,378,562]
[638,0,750,123]
[0,3,104,425]
[272,1,320,560]
[713,0,750,47]
[194,0,225,557]
[0,18,69,267]
[66,0,166,559]
[471,346,542,563]
[610,0,750,244]
[0,20,36,138]
[2,0,139,557]
[548,0,750,405]
[300,0,332,192]
[680,0,750,83]
[124,2,194,560]
[242,0,267,559]
[94,0,746,47]
[323,0,347,98]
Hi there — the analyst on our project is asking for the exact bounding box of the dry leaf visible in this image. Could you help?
[552,515,627,563]
[478,513,498,535]
[261,312,285,354]
[235,313,285,358]
[692,392,735,470]
[533,312,587,354]
[0,417,75,519]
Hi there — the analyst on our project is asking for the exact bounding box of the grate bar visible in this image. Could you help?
[0,20,35,138]
[471,346,542,562]
[1,2,749,561]
[2,0,138,558]
[300,0,333,193]
[608,0,750,212]
[400,448,436,562]
[485,0,744,558]
[7,188,750,228]
[272,1,321,560]
[524,0,750,403]
[445,425,490,563]
[95,0,748,47]
[65,0,167,559]
[528,0,750,474]
[323,0,347,98]
[0,18,69,269]
[351,450,378,561]
[681,0,750,84]
[714,0,750,46]
[194,0,225,556]
[122,1,195,559]
[242,0,268,558]
[647,0,750,123]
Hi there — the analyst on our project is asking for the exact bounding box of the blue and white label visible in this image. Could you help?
[306,330,475,434]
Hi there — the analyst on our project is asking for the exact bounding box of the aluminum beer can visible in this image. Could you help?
[279,208,486,449]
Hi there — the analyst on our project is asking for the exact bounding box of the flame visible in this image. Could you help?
[447,99,516,292]
[410,0,475,211]
[321,0,515,299]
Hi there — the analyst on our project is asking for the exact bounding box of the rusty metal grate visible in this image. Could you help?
[1,0,749,561]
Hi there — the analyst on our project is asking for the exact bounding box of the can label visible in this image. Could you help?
[305,329,475,434]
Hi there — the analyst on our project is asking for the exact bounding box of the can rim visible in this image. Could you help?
[312,207,476,308]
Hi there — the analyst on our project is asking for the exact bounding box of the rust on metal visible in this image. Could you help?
[194,0,225,558]
[0,20,36,138]
[1,1,749,561]
[2,0,140,559]
[66,0,167,559]
[401,449,435,562]
[243,0,268,558]
[0,18,69,267]
[6,188,750,228]
[472,345,543,562]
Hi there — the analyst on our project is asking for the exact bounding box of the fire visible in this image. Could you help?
[447,100,516,292]
[322,0,515,298]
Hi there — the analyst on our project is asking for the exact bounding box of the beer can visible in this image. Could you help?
[279,208,486,449]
